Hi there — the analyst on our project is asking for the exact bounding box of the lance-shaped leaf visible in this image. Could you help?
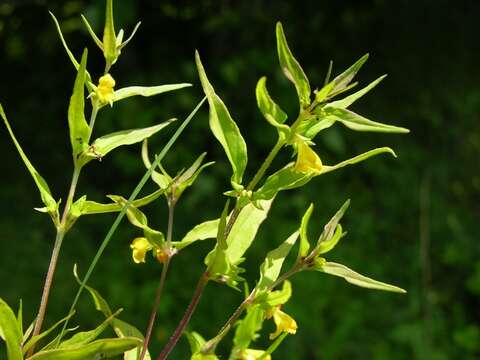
[0,297,23,360]
[324,106,410,133]
[80,14,103,50]
[103,0,117,66]
[172,152,215,200]
[73,266,149,359]
[70,187,166,217]
[142,139,172,189]
[49,12,94,91]
[276,22,311,108]
[226,199,273,265]
[320,147,398,175]
[110,84,192,105]
[315,199,350,253]
[256,77,290,139]
[264,280,292,307]
[256,231,299,292]
[57,310,121,349]
[317,224,345,255]
[23,311,76,354]
[173,219,220,251]
[254,163,314,201]
[195,51,248,186]
[80,120,175,164]
[298,115,337,140]
[297,204,313,260]
[1,104,58,216]
[330,54,369,95]
[318,262,406,293]
[28,337,141,360]
[68,49,91,160]
[328,75,386,109]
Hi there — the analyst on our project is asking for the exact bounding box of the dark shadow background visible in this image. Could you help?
[0,0,479,359]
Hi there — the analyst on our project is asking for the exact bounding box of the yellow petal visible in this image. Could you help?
[130,237,152,264]
[240,349,271,360]
[155,248,169,264]
[294,140,322,174]
[96,73,116,104]
[269,307,297,340]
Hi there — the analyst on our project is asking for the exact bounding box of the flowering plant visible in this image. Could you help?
[0,1,408,359]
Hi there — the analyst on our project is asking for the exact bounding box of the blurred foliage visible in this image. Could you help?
[0,0,479,359]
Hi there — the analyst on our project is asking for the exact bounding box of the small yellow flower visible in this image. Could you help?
[155,248,169,264]
[294,139,322,174]
[130,237,152,264]
[267,306,298,340]
[239,349,271,360]
[96,73,116,105]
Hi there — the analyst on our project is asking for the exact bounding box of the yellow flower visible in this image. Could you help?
[239,349,271,360]
[267,306,298,340]
[96,73,116,105]
[294,139,322,174]
[130,237,152,264]
[155,248,169,264]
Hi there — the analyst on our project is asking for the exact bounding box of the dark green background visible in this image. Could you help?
[0,0,478,359]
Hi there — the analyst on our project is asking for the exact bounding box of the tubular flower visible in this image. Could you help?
[294,139,322,174]
[267,306,298,340]
[95,73,116,106]
[130,237,152,264]
[239,349,271,360]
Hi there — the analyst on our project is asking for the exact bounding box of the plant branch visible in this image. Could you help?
[140,203,175,360]
[246,138,284,191]
[156,272,209,360]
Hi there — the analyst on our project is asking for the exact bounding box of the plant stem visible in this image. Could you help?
[27,165,81,356]
[156,272,209,360]
[140,203,175,360]
[246,138,284,191]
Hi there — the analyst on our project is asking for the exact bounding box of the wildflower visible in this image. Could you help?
[95,73,116,106]
[130,237,152,264]
[294,138,322,174]
[266,306,298,339]
[155,248,169,264]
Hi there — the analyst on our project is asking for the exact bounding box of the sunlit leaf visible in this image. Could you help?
[319,262,406,293]
[195,51,248,186]
[297,204,313,260]
[173,219,220,250]
[324,106,410,133]
[80,15,103,50]
[1,104,58,217]
[28,337,141,360]
[257,231,299,292]
[328,75,386,109]
[320,147,398,175]
[233,305,265,350]
[330,54,369,94]
[68,49,91,161]
[256,77,290,139]
[276,22,311,108]
[0,297,22,360]
[315,200,350,252]
[103,0,117,67]
[111,84,192,105]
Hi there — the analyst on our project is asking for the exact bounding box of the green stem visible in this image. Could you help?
[140,203,175,360]
[246,138,284,191]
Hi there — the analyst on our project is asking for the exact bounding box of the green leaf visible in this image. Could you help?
[320,147,398,175]
[16,300,23,339]
[315,199,350,252]
[58,310,121,349]
[299,116,337,140]
[233,305,265,350]
[173,219,220,250]
[111,84,192,105]
[107,196,148,229]
[328,75,386,109]
[103,0,117,66]
[330,54,369,94]
[324,106,410,133]
[297,204,313,260]
[226,200,273,265]
[49,12,94,91]
[117,22,142,52]
[80,15,103,50]
[28,337,141,360]
[68,49,91,160]
[23,311,75,354]
[1,104,58,217]
[173,153,215,199]
[195,51,248,186]
[256,231,299,292]
[264,280,292,307]
[276,22,311,108]
[255,163,314,201]
[317,224,345,255]
[80,120,175,164]
[0,297,23,360]
[256,77,290,139]
[141,139,172,189]
[185,332,206,356]
[319,262,406,293]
